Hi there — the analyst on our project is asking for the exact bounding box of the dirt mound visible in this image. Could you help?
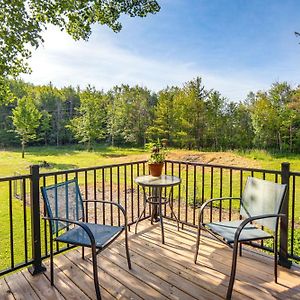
[109,150,260,169]
[167,150,261,168]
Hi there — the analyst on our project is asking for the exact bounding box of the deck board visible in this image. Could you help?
[1,221,300,299]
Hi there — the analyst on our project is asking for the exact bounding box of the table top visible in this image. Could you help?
[135,175,181,187]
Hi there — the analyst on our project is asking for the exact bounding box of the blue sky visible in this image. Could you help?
[22,0,300,101]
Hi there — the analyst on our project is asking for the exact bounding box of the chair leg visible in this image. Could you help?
[194,226,201,264]
[169,188,180,231]
[50,234,54,286]
[274,236,278,283]
[91,244,101,300]
[125,228,132,269]
[135,189,147,234]
[227,240,239,300]
[169,200,180,231]
[135,205,146,234]
[82,246,85,259]
[239,243,242,257]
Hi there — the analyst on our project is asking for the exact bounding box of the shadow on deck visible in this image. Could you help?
[1,221,300,299]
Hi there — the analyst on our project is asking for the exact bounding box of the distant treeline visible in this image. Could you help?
[1,77,300,152]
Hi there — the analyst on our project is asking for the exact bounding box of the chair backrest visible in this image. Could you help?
[41,179,84,234]
[240,177,287,231]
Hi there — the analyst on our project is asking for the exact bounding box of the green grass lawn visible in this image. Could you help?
[0,145,147,177]
[236,149,300,171]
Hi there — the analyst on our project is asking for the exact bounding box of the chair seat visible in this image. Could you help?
[205,220,273,244]
[55,222,124,249]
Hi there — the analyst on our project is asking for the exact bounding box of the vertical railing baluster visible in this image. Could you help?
[124,165,128,223]
[84,171,88,221]
[54,174,59,252]
[102,168,105,225]
[201,166,205,205]
[239,170,243,198]
[291,175,296,258]
[261,172,266,247]
[219,168,223,222]
[117,166,121,226]
[22,178,28,262]
[210,167,214,223]
[130,164,134,224]
[94,169,97,224]
[229,169,232,221]
[164,162,167,216]
[193,165,197,225]
[9,180,14,269]
[110,167,113,225]
[42,176,48,257]
[137,163,140,220]
[178,162,181,223]
[185,163,188,224]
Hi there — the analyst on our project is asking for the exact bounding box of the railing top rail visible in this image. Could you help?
[0,159,288,182]
[0,174,31,182]
[165,159,282,174]
[290,171,300,176]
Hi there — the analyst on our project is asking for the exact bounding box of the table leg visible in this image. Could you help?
[151,187,160,222]
[158,187,165,244]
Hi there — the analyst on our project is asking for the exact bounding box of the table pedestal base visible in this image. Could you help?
[135,186,179,244]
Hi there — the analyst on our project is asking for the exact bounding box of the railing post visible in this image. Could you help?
[28,165,46,275]
[279,162,292,268]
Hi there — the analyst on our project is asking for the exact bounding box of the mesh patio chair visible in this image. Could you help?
[194,177,287,300]
[41,178,131,300]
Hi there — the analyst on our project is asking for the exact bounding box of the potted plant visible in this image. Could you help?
[147,139,167,177]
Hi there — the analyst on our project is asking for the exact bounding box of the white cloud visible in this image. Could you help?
[21,26,270,101]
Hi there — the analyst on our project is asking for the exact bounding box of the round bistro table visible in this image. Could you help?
[134,174,181,244]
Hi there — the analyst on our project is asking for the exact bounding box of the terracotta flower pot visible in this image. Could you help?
[148,162,164,177]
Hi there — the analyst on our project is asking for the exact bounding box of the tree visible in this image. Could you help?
[67,87,107,150]
[146,87,178,144]
[205,91,225,149]
[0,0,160,79]
[250,82,294,151]
[172,77,209,149]
[12,96,42,158]
[107,85,154,146]
[223,102,254,149]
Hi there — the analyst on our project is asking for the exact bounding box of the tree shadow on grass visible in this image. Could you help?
[16,144,145,157]
[39,161,78,171]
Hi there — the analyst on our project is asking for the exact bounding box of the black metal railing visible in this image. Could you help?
[0,159,298,277]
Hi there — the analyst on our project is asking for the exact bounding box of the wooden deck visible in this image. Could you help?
[1,221,300,299]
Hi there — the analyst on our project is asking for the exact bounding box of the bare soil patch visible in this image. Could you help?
[110,150,261,169]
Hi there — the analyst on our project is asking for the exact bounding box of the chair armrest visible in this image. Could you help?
[197,197,241,227]
[234,213,285,243]
[82,200,127,227]
[43,216,96,246]
[198,197,241,215]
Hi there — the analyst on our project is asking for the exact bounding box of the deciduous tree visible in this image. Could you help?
[12,96,42,158]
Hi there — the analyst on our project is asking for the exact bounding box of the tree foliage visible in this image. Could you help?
[67,87,107,150]
[2,78,300,153]
[0,0,160,78]
[11,96,42,157]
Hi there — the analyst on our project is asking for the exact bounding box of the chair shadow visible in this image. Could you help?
[192,233,300,299]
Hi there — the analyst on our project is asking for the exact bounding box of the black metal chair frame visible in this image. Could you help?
[194,179,287,300]
[41,179,131,300]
